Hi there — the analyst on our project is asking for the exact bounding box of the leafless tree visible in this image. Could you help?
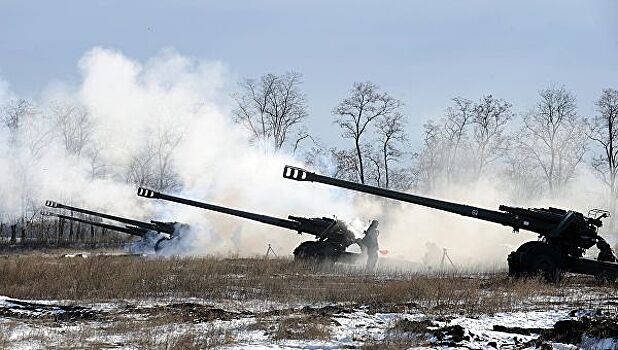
[415,121,446,191]
[85,145,107,179]
[1,99,54,159]
[330,148,360,182]
[503,136,545,202]
[520,86,587,194]
[413,98,475,190]
[232,72,309,150]
[374,112,407,188]
[291,127,315,155]
[126,144,156,188]
[1,99,37,145]
[1,99,35,132]
[125,126,182,191]
[441,97,473,182]
[588,88,618,217]
[302,145,329,173]
[153,127,182,191]
[51,103,93,157]
[366,144,384,187]
[333,81,402,184]
[470,95,513,177]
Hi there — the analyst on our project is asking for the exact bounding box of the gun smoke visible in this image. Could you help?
[0,47,612,270]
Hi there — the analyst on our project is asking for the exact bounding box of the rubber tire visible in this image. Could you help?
[154,237,172,252]
[293,241,340,262]
[519,242,565,283]
[508,241,541,277]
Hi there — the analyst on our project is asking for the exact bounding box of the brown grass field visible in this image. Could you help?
[0,250,617,349]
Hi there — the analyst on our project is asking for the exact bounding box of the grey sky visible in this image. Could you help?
[1,0,617,146]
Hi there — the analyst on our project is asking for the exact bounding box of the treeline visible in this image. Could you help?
[231,73,618,211]
[0,216,131,246]
[1,72,617,244]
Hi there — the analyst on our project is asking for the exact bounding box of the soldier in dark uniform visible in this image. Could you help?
[359,220,379,269]
[597,237,617,262]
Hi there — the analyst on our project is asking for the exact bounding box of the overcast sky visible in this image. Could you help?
[1,0,617,145]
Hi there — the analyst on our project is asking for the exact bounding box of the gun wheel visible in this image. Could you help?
[510,241,564,283]
[508,241,539,277]
[154,237,173,252]
[293,241,339,263]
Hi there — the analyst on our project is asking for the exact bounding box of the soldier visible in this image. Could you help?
[597,237,617,263]
[359,220,379,269]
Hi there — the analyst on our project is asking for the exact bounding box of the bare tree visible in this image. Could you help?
[153,127,182,191]
[503,136,545,202]
[1,99,35,132]
[588,88,618,218]
[125,126,182,191]
[85,144,107,179]
[302,145,329,173]
[330,148,360,182]
[51,103,92,157]
[520,86,587,194]
[412,95,513,190]
[470,95,513,176]
[1,99,37,144]
[232,72,308,150]
[415,121,446,191]
[333,81,402,184]
[375,112,407,188]
[1,99,54,159]
[366,144,384,187]
[413,98,474,190]
[126,144,156,188]
[441,97,473,182]
[291,127,315,155]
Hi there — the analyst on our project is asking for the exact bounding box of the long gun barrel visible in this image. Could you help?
[45,200,175,235]
[137,188,322,235]
[283,166,517,228]
[42,211,148,237]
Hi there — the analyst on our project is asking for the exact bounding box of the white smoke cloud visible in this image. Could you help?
[0,47,367,257]
[0,47,612,270]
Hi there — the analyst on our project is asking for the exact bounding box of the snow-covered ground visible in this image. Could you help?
[1,295,617,349]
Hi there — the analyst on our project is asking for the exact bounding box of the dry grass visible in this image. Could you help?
[0,321,18,348]
[272,315,332,340]
[0,254,616,316]
[389,318,434,334]
[362,339,426,349]
[0,318,238,350]
[1,254,617,349]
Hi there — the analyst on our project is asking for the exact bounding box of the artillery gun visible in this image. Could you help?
[44,200,186,252]
[136,187,380,268]
[283,165,618,281]
[41,211,149,238]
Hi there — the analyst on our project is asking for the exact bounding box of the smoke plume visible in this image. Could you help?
[0,47,612,270]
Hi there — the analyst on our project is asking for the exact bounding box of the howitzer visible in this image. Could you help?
[283,165,618,281]
[44,200,184,251]
[45,201,175,235]
[136,187,380,268]
[41,211,149,237]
